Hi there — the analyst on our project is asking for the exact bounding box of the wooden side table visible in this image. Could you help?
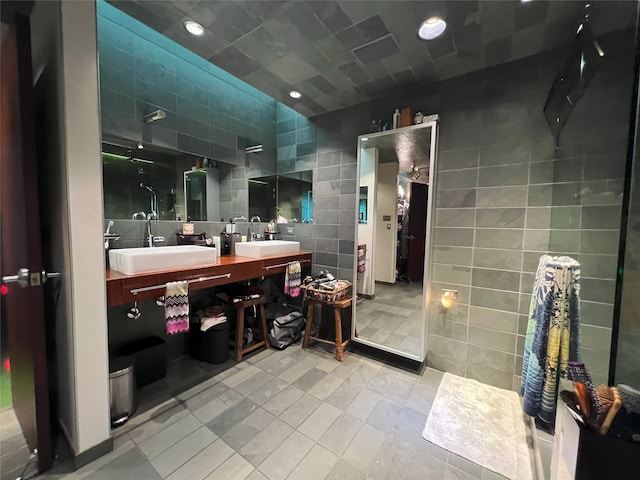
[228,295,270,362]
[302,295,352,361]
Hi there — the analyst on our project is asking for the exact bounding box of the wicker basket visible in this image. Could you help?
[303,281,352,303]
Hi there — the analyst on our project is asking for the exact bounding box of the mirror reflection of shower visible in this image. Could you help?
[139,183,157,219]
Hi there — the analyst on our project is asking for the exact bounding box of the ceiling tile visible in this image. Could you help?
[339,61,370,85]
[338,0,374,24]
[239,1,291,23]
[511,24,546,60]
[335,25,366,50]
[308,75,338,94]
[427,35,456,60]
[392,69,416,85]
[285,2,332,42]
[169,0,199,14]
[355,14,389,41]
[351,34,400,64]
[209,46,261,77]
[308,0,353,34]
[106,0,184,32]
[478,2,516,44]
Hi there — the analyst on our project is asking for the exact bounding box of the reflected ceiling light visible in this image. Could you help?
[417,16,447,40]
[137,142,144,149]
[184,20,205,36]
[289,90,302,99]
[361,137,369,141]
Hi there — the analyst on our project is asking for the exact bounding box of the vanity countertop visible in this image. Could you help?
[106,251,312,307]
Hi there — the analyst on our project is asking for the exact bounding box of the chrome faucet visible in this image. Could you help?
[250,216,261,241]
[146,212,165,248]
[233,215,247,222]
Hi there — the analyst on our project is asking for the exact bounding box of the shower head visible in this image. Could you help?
[140,183,155,194]
[143,109,166,123]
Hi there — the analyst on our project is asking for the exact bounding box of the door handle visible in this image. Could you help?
[2,268,30,288]
[2,268,61,288]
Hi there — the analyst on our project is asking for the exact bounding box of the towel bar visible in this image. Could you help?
[262,259,311,271]
[130,273,232,295]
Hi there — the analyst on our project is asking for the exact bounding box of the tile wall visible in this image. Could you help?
[97,0,277,220]
[279,30,635,390]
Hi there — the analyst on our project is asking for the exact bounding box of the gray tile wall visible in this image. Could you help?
[279,30,635,390]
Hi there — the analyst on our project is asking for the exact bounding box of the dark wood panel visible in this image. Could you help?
[106,252,312,307]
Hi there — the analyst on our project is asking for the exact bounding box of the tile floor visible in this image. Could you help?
[1,407,30,480]
[38,344,537,480]
[355,282,424,358]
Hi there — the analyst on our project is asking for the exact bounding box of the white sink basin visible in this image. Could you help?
[109,245,216,275]
[234,240,301,258]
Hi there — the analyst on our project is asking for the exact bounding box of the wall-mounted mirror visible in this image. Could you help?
[248,171,313,224]
[352,120,438,361]
[184,168,220,221]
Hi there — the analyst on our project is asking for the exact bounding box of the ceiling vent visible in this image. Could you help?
[351,33,400,64]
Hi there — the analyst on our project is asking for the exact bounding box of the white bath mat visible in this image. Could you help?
[422,373,532,480]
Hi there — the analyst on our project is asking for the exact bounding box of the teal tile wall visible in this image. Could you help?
[97,0,278,220]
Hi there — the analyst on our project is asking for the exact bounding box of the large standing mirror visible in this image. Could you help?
[352,120,438,361]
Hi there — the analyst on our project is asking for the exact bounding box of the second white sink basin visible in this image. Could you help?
[234,240,301,258]
[109,245,216,274]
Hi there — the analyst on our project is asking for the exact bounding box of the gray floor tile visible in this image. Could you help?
[223,365,263,388]
[245,468,269,480]
[298,402,342,441]
[247,378,290,406]
[129,405,190,445]
[233,372,276,396]
[278,355,322,383]
[318,412,363,456]
[345,388,381,420]
[366,399,402,433]
[166,438,234,480]
[342,423,387,472]
[263,385,305,416]
[448,452,483,478]
[445,464,479,480]
[150,426,216,477]
[207,398,259,436]
[324,379,362,410]
[279,393,322,428]
[89,447,162,480]
[481,468,509,479]
[288,444,338,480]
[325,458,366,480]
[292,367,328,392]
[204,453,254,480]
[258,431,314,480]
[138,414,203,458]
[307,373,344,400]
[192,388,245,424]
[405,383,437,415]
[240,418,294,466]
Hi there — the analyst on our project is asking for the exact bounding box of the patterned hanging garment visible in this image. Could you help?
[165,281,190,335]
[521,256,581,422]
[284,261,301,297]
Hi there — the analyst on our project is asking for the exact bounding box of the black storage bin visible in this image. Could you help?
[190,321,230,364]
[118,336,167,387]
[574,422,639,480]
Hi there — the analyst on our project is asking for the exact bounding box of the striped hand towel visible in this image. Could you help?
[284,261,301,297]
[165,281,189,335]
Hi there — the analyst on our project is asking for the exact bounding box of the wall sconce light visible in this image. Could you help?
[441,289,458,310]
[143,109,166,124]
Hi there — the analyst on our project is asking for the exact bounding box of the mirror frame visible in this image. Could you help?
[351,119,440,362]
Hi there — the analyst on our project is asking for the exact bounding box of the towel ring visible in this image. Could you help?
[155,296,165,307]
[127,301,141,319]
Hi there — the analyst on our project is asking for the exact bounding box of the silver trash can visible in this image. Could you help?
[109,357,136,427]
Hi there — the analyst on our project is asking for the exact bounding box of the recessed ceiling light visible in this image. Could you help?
[417,16,447,40]
[361,137,369,141]
[184,20,205,36]
[289,90,302,99]
[137,142,144,149]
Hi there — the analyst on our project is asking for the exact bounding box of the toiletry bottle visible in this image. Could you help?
[226,219,232,234]
[393,108,400,129]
